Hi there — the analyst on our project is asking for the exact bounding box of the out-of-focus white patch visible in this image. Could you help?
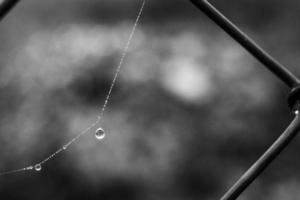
[158,32,214,104]
[161,57,213,104]
[4,24,139,90]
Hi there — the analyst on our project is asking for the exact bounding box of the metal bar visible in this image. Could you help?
[189,0,300,198]
[190,0,300,88]
[0,0,20,21]
[220,115,300,199]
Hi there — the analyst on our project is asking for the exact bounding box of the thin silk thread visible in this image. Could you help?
[0,0,146,176]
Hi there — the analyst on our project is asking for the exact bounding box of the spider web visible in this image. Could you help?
[0,0,146,176]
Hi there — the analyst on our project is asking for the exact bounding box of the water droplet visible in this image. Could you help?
[26,166,33,170]
[293,101,300,115]
[34,164,42,171]
[62,145,67,150]
[95,127,105,140]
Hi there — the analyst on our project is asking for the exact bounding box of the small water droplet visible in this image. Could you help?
[293,101,300,115]
[95,127,105,140]
[63,145,67,150]
[26,166,33,170]
[34,164,42,171]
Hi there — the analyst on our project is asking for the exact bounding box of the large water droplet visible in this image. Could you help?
[95,127,105,140]
[34,164,42,171]
[62,145,67,150]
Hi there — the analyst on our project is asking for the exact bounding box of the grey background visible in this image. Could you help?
[0,0,299,199]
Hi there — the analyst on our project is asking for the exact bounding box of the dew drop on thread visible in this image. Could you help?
[34,164,42,171]
[95,128,105,140]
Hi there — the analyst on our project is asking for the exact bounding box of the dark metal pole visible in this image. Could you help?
[190,0,300,88]
[0,0,20,21]
[189,0,300,199]
[220,115,300,200]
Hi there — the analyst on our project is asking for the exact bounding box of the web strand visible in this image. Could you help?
[0,0,146,176]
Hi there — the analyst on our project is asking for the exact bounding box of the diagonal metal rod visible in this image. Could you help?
[190,0,300,88]
[189,0,300,199]
[220,115,300,200]
[0,0,20,21]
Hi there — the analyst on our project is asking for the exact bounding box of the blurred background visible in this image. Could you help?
[0,0,300,199]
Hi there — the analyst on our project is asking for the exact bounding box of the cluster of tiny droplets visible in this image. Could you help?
[0,0,146,175]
